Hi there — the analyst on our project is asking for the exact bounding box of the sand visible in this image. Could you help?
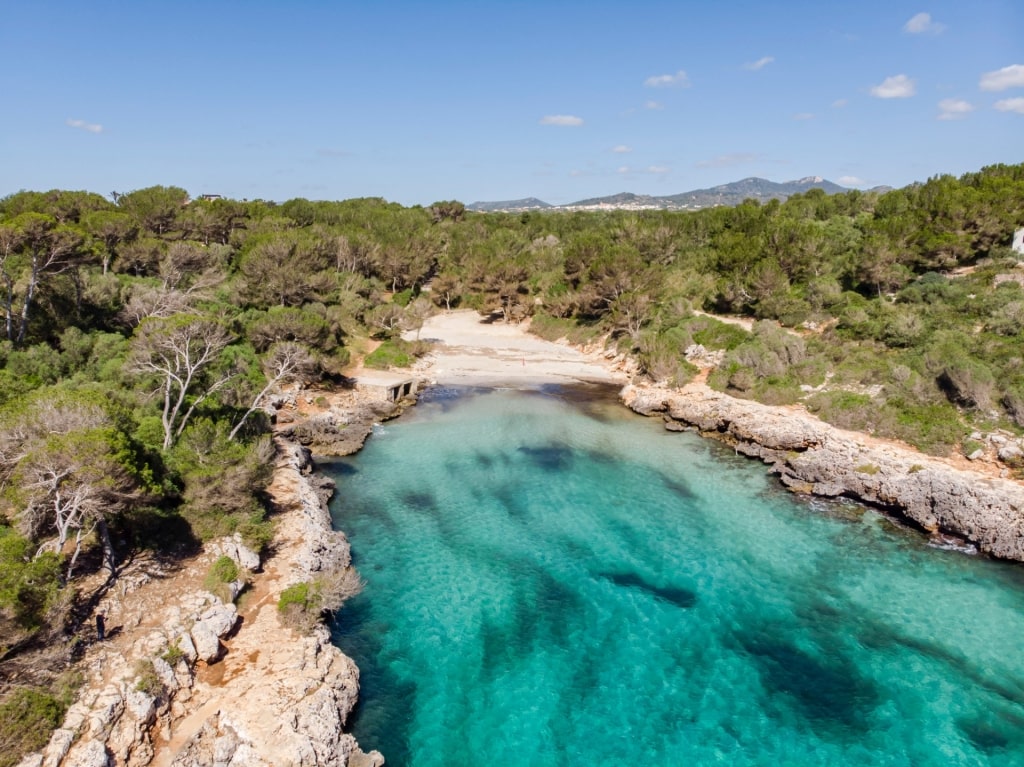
[404,310,630,387]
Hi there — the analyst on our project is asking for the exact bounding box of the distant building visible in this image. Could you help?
[1013,227,1024,256]
[198,194,223,201]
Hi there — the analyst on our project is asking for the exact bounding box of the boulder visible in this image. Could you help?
[190,621,223,664]
[213,534,261,572]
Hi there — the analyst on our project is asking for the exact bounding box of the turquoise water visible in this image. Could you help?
[327,386,1024,767]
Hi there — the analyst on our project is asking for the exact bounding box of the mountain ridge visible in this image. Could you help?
[468,176,891,212]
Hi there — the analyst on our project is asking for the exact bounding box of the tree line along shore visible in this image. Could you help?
[1,162,1024,762]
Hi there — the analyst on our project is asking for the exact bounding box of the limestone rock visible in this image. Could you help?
[190,621,223,663]
[212,533,262,572]
[998,443,1022,463]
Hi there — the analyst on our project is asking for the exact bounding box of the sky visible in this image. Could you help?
[2,1,1022,206]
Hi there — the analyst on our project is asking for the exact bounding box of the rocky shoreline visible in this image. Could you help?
[21,395,393,767]
[623,382,1024,562]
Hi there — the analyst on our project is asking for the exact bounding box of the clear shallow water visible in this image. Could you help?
[327,386,1024,767]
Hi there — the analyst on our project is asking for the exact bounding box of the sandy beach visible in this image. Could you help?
[404,310,631,387]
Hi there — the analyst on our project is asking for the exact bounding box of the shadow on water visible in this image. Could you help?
[517,443,575,472]
[735,630,880,739]
[598,571,698,609]
[332,596,415,765]
[318,457,359,477]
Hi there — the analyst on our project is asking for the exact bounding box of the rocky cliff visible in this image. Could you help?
[623,383,1024,561]
[20,437,383,767]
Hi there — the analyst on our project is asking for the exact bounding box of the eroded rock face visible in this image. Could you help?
[28,438,382,767]
[622,383,1024,561]
[279,400,400,457]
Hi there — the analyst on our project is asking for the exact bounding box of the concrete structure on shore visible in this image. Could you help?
[354,371,418,402]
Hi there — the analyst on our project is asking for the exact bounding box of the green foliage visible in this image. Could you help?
[161,640,185,666]
[0,687,68,767]
[0,527,62,633]
[686,316,750,350]
[133,659,163,697]
[207,555,240,586]
[277,565,364,634]
[167,420,273,550]
[529,313,605,345]
[365,339,415,369]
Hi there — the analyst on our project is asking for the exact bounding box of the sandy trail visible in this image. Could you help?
[405,310,630,387]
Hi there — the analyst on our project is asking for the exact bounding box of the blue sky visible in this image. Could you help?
[3,1,1021,205]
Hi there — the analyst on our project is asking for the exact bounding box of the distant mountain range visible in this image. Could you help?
[468,176,892,213]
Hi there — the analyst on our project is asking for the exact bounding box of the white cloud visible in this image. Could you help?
[979,64,1024,92]
[904,12,945,34]
[617,166,632,174]
[937,98,974,120]
[870,74,916,99]
[66,118,103,133]
[696,152,759,169]
[832,98,848,108]
[744,56,775,71]
[644,100,664,110]
[644,70,690,88]
[611,145,633,153]
[838,175,866,186]
[995,97,1024,114]
[539,114,584,127]
[647,165,670,174]
[793,112,815,120]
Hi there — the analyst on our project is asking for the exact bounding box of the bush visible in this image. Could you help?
[168,421,274,551]
[208,555,239,585]
[277,565,365,634]
[133,659,163,697]
[364,340,414,369]
[161,640,185,667]
[0,687,68,767]
[203,555,242,602]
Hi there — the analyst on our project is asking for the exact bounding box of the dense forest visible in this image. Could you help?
[1,163,1023,757]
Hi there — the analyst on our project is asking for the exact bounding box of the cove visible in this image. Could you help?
[327,386,1024,766]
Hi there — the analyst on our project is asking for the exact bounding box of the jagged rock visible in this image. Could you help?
[153,657,177,692]
[176,632,197,663]
[213,534,262,572]
[622,383,1024,561]
[199,603,239,638]
[998,444,1022,463]
[190,621,223,664]
[967,449,985,461]
[69,741,111,767]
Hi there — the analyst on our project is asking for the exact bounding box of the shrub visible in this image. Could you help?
[0,687,66,767]
[208,555,239,585]
[133,659,163,697]
[203,555,242,602]
[277,565,365,634]
[161,640,185,667]
[364,340,414,369]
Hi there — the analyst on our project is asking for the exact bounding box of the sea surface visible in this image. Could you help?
[327,386,1024,767]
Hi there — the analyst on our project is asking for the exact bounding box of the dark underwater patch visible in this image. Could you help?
[600,571,698,609]
[517,443,575,471]
[738,633,878,736]
[401,490,438,514]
